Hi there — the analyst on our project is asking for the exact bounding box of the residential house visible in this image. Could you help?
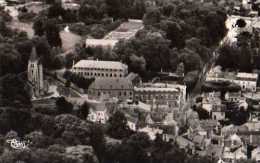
[87,101,109,124]
[238,131,260,146]
[211,105,226,121]
[119,100,151,113]
[222,146,247,163]
[202,91,222,113]
[176,136,195,154]
[225,92,242,103]
[192,135,207,150]
[138,126,163,140]
[221,125,249,138]
[200,120,221,137]
[205,145,223,160]
[123,109,139,131]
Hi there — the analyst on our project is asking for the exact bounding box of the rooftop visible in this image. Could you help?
[237,72,258,79]
[89,78,133,90]
[134,87,179,92]
[73,60,127,70]
[207,66,258,81]
[85,39,118,48]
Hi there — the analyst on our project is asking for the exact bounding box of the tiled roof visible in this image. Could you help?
[89,78,133,90]
[73,60,127,70]
[89,101,107,111]
[134,87,178,92]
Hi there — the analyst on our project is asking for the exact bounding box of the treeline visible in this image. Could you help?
[217,29,260,72]
[69,0,227,85]
[0,104,207,163]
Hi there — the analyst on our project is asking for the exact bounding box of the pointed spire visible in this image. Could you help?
[29,46,38,61]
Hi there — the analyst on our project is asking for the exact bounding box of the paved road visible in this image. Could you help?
[181,16,231,113]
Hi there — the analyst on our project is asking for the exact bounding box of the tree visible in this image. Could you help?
[179,48,202,73]
[33,17,45,36]
[0,43,22,76]
[32,36,56,69]
[45,20,62,47]
[184,70,199,91]
[89,124,106,162]
[55,97,73,114]
[107,111,131,139]
[166,21,185,48]
[1,74,31,106]
[185,37,211,63]
[47,2,64,19]
[204,10,227,45]
[216,45,238,70]
[143,8,161,26]
[0,17,13,37]
[117,132,150,163]
[78,102,90,120]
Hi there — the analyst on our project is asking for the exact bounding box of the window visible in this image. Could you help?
[110,74,113,77]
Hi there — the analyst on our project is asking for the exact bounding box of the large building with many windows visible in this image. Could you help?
[134,83,186,110]
[71,60,128,79]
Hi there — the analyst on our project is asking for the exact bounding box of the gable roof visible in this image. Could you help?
[89,78,133,90]
[73,60,127,70]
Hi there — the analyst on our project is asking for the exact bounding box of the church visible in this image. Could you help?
[27,47,49,98]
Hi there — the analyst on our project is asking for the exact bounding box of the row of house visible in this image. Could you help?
[206,66,258,92]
